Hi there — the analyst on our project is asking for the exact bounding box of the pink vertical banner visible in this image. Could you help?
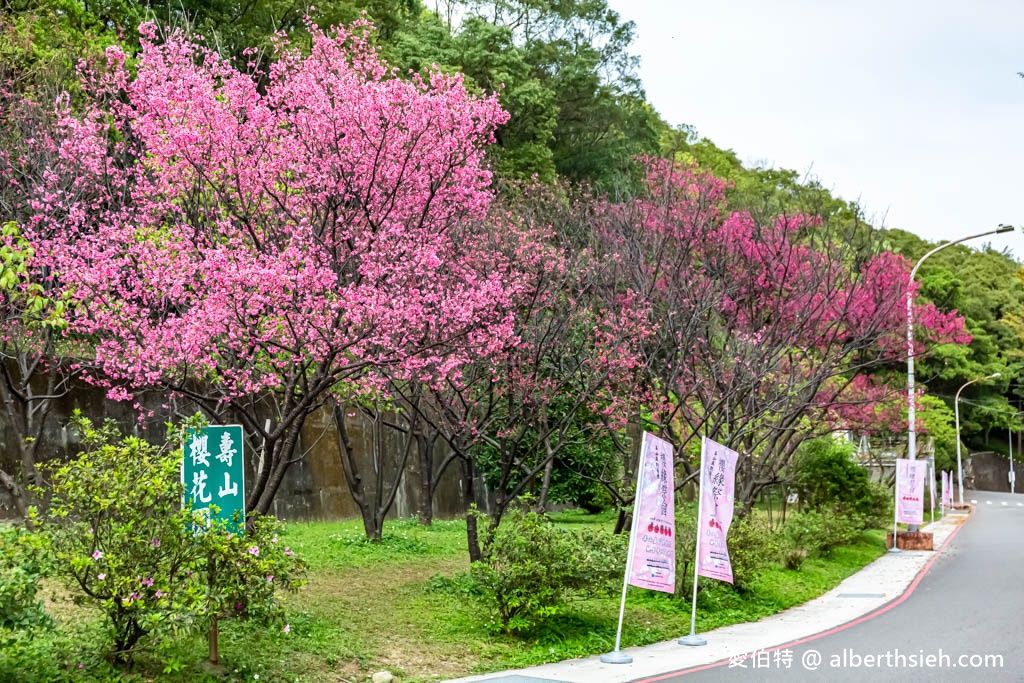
[895,458,927,525]
[696,437,739,584]
[941,471,951,508]
[627,432,676,593]
[929,464,935,513]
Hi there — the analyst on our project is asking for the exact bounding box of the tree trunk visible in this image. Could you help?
[461,456,481,562]
[614,508,631,535]
[370,408,415,541]
[362,507,383,542]
[334,404,414,542]
[0,468,27,518]
[535,455,555,513]
[0,367,37,516]
[253,420,303,516]
[334,405,378,540]
[246,433,276,512]
[613,420,644,535]
[417,433,434,526]
[253,447,291,517]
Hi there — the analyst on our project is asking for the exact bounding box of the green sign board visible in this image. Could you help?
[182,425,245,533]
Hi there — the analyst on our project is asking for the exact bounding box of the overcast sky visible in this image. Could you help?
[606,0,1024,256]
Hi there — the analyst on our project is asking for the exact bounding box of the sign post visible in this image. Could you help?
[182,424,245,666]
[182,425,246,533]
[602,432,675,664]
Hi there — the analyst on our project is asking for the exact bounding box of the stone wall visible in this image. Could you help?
[966,450,1020,493]
[0,380,143,517]
[274,405,475,522]
[0,384,479,522]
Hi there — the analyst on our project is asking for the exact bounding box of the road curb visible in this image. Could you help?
[633,508,972,681]
[445,510,972,683]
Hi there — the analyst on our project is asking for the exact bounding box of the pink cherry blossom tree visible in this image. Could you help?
[0,88,110,517]
[598,158,970,509]
[381,183,649,559]
[25,21,517,515]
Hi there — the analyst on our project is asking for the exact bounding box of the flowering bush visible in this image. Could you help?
[199,515,306,628]
[30,413,305,664]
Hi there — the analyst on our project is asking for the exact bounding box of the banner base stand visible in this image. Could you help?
[887,530,933,551]
[600,650,633,664]
[679,633,707,647]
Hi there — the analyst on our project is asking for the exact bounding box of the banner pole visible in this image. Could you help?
[889,460,901,553]
[601,432,649,665]
[679,436,708,646]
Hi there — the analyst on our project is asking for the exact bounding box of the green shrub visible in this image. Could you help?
[791,438,890,528]
[676,508,781,594]
[780,546,808,570]
[30,414,305,664]
[0,525,52,633]
[727,515,781,592]
[426,571,484,597]
[473,406,621,514]
[546,439,621,513]
[674,508,698,596]
[202,514,307,628]
[470,507,625,634]
[782,510,861,558]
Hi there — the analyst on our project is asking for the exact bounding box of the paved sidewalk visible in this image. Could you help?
[445,511,969,683]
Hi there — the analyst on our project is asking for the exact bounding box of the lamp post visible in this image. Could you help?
[1010,412,1022,495]
[907,225,1013,463]
[1009,423,1015,495]
[906,225,1013,525]
[954,373,1000,505]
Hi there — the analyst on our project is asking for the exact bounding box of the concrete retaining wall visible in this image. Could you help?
[0,383,478,522]
[967,450,1019,493]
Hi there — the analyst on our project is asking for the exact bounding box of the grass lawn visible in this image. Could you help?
[6,513,888,682]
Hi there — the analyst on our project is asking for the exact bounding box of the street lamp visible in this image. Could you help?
[954,373,1000,505]
[1009,423,1015,495]
[1010,412,1023,495]
[905,225,1013,527]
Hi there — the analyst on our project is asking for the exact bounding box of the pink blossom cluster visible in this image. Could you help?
[25,21,516,406]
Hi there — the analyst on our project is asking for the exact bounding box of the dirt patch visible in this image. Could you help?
[39,577,97,625]
[290,556,480,680]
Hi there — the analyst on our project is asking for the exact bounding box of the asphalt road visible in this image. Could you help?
[641,490,1024,683]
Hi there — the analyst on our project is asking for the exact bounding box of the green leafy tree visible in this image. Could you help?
[393,0,666,191]
[919,393,960,473]
[666,129,863,227]
[142,0,422,65]
[0,222,77,517]
[388,13,560,182]
[884,228,1024,448]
